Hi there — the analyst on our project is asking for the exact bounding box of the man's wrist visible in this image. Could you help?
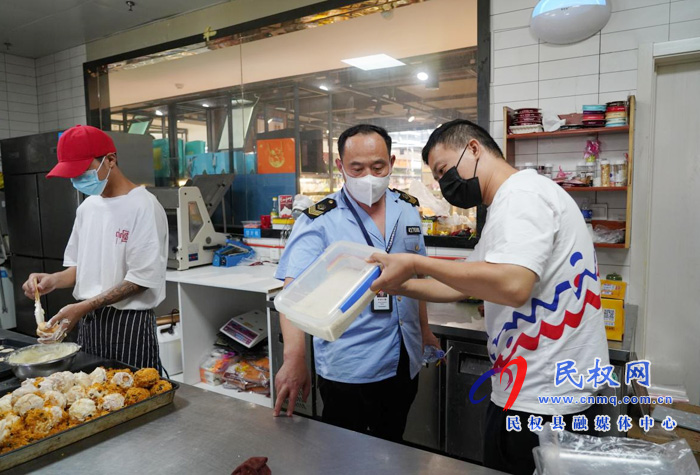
[283,349,306,362]
[79,300,96,314]
[412,254,424,276]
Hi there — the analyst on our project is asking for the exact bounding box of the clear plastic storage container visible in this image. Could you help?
[273,241,384,341]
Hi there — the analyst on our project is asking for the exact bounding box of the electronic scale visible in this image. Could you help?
[219,310,268,348]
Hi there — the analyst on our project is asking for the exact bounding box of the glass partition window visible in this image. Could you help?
[106,0,480,223]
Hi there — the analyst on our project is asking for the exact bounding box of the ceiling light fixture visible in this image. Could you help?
[416,71,429,81]
[319,85,329,91]
[267,118,274,124]
[155,110,163,116]
[202,103,210,108]
[406,109,415,122]
[341,54,405,71]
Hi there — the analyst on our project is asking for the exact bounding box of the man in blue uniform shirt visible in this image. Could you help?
[273,124,439,442]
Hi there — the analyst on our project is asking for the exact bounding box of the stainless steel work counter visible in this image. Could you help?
[12,382,505,475]
[427,302,638,364]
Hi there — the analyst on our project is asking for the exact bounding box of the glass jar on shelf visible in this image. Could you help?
[600,159,611,187]
[576,162,588,184]
[543,163,553,179]
[611,159,627,186]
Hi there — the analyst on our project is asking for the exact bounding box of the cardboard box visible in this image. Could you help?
[602,297,625,341]
[278,195,293,218]
[601,279,627,300]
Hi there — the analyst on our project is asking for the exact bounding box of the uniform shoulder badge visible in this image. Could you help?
[303,197,337,219]
[391,188,420,207]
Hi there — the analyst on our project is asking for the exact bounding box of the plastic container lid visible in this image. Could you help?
[273,241,384,341]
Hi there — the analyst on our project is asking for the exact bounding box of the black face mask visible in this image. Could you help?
[438,144,482,209]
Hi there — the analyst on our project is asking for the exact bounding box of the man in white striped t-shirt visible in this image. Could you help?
[21,125,168,371]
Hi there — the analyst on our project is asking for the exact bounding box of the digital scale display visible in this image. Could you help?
[220,310,267,348]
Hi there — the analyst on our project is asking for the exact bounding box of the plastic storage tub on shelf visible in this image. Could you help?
[273,241,384,341]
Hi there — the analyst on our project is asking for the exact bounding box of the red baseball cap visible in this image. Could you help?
[47,125,116,178]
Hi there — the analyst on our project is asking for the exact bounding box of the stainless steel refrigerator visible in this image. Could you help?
[1,131,154,335]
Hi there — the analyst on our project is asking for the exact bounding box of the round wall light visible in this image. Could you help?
[531,0,611,45]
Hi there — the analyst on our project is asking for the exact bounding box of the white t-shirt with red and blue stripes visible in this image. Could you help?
[470,169,609,415]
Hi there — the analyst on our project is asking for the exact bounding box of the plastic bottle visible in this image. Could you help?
[270,197,279,219]
[592,158,602,187]
[581,199,593,223]
[422,345,446,364]
[581,199,595,241]
[600,159,611,187]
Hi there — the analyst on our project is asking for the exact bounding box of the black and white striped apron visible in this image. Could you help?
[77,307,162,374]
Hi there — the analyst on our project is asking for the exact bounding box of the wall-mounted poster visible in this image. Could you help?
[257,138,296,174]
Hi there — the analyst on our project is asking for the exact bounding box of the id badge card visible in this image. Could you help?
[372,291,392,312]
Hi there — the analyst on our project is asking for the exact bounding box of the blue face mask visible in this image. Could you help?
[71,157,111,196]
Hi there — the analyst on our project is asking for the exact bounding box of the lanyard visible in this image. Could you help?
[342,189,399,253]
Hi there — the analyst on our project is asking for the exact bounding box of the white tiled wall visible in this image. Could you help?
[489,0,700,288]
[490,0,700,149]
[36,45,87,133]
[0,45,86,141]
[0,54,39,140]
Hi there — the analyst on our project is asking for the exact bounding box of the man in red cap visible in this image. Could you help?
[21,125,168,372]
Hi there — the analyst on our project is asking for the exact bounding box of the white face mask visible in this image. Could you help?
[342,166,391,207]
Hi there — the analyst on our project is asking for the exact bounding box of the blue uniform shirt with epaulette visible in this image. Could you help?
[275,187,426,383]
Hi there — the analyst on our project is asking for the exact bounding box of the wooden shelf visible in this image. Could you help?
[506,125,629,140]
[591,219,625,229]
[562,186,627,192]
[592,220,626,248]
[503,96,636,250]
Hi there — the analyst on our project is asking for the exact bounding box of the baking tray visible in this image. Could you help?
[0,359,179,472]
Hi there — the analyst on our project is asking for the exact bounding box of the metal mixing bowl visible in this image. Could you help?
[7,343,81,379]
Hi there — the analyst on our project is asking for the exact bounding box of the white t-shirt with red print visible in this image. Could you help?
[469,170,609,415]
[64,186,168,310]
